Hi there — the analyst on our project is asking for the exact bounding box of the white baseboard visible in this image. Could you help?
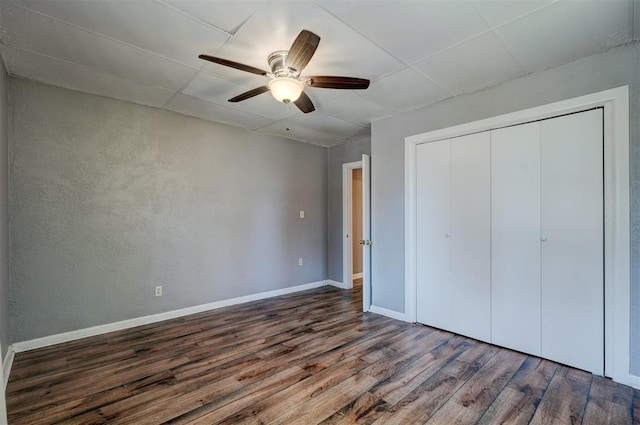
[624,373,640,389]
[369,305,409,322]
[326,279,349,289]
[352,273,363,279]
[12,280,328,353]
[2,346,14,389]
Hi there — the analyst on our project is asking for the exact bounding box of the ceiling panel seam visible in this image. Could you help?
[175,92,282,122]
[161,69,204,109]
[404,0,559,70]
[0,44,181,93]
[152,0,235,36]
[312,1,414,69]
[8,2,204,72]
[467,1,526,74]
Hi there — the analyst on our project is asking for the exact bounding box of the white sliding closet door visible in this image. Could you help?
[491,122,541,355]
[416,140,451,329]
[541,109,604,374]
[450,132,491,342]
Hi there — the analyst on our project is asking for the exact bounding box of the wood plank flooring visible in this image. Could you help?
[6,280,640,424]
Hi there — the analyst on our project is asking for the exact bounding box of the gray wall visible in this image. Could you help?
[327,139,370,283]
[371,41,640,372]
[9,79,328,343]
[0,63,9,360]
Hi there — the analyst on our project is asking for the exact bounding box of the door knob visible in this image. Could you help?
[359,240,372,246]
[541,237,548,242]
[445,233,451,238]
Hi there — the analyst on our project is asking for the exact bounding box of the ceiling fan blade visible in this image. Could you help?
[287,30,320,73]
[228,86,270,102]
[294,91,315,113]
[198,54,268,76]
[305,76,370,90]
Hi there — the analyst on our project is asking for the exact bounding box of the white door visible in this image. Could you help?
[541,109,604,374]
[0,343,7,425]
[450,132,491,342]
[491,122,542,355]
[362,154,372,312]
[416,140,451,329]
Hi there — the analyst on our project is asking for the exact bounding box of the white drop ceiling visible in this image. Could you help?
[0,0,637,147]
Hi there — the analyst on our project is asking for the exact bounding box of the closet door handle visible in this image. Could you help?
[445,233,451,238]
[540,237,548,242]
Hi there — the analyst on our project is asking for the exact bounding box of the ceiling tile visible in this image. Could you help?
[362,68,451,112]
[322,92,389,126]
[182,71,293,120]
[165,94,274,130]
[7,0,230,68]
[495,0,633,73]
[1,46,175,108]
[162,0,269,34]
[259,124,339,147]
[471,0,555,28]
[0,2,198,90]
[317,0,490,63]
[258,126,340,147]
[1,0,635,148]
[299,86,347,109]
[182,71,255,102]
[414,32,524,95]
[213,0,404,82]
[258,111,365,147]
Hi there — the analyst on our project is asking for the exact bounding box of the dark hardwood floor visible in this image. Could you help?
[6,279,640,424]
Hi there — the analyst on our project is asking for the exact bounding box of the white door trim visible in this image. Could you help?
[0,343,7,425]
[405,86,631,386]
[342,160,362,290]
[362,154,372,313]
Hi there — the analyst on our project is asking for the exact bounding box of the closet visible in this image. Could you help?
[415,108,604,374]
[416,132,491,343]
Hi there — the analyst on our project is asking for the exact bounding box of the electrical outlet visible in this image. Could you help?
[298,258,303,266]
[155,285,162,297]
[299,210,305,219]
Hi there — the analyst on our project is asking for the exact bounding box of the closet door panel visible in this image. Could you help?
[491,122,542,355]
[450,132,491,342]
[416,140,451,329]
[541,109,604,374]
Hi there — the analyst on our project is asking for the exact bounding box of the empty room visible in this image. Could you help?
[0,0,639,423]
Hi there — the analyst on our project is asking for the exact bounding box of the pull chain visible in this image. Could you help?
[286,103,291,132]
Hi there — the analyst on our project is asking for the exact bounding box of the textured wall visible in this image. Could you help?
[9,79,328,343]
[0,64,9,360]
[371,41,640,372]
[327,139,370,283]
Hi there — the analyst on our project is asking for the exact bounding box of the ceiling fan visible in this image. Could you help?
[198,30,370,114]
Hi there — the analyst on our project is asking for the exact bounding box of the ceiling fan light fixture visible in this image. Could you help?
[268,77,303,104]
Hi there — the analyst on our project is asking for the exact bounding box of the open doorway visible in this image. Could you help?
[342,156,371,312]
[352,168,363,285]
[343,162,362,290]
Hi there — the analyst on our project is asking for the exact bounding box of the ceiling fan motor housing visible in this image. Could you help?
[268,50,299,77]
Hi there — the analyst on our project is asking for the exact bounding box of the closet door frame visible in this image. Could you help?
[404,86,630,386]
